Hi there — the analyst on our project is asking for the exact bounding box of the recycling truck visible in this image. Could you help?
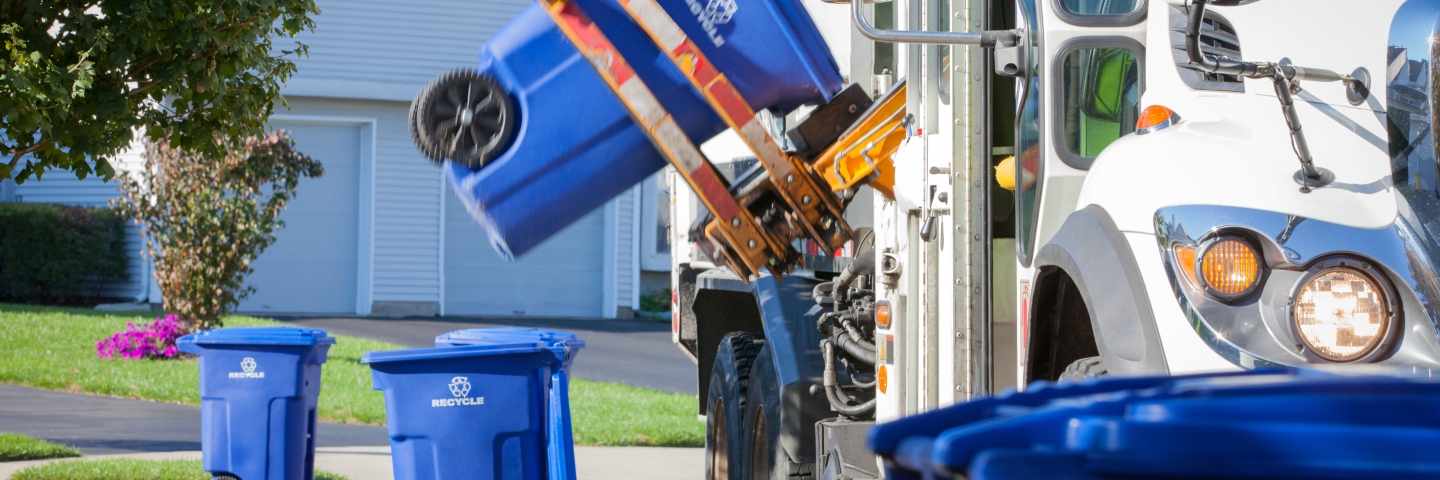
[407,0,1440,478]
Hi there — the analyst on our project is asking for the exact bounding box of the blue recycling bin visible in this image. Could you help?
[362,328,585,480]
[177,327,335,480]
[869,369,1440,480]
[448,0,844,259]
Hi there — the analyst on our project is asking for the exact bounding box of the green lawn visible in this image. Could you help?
[11,459,346,480]
[0,304,702,447]
[0,433,81,462]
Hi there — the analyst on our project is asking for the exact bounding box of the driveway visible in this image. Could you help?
[273,315,698,395]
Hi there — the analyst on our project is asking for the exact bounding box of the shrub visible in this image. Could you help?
[0,203,127,304]
[113,131,321,331]
[639,287,672,313]
[96,314,185,359]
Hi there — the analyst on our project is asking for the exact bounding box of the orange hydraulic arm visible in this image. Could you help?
[540,0,907,281]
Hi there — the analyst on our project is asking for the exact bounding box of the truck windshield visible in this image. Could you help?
[1388,0,1440,242]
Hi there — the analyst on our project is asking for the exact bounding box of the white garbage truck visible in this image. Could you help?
[661,0,1440,478]
[405,0,1440,477]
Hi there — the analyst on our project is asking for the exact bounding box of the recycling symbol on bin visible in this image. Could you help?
[241,357,257,373]
[448,377,471,398]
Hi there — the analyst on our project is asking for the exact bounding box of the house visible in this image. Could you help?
[7,0,675,319]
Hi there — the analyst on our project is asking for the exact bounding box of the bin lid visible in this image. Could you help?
[434,327,585,349]
[178,327,335,347]
[869,369,1440,479]
[361,342,569,365]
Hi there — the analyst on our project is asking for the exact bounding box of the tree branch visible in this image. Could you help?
[8,139,52,168]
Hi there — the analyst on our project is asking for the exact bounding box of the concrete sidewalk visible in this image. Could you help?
[0,446,703,480]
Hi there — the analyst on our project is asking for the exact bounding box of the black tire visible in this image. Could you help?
[212,475,240,480]
[707,332,763,480]
[742,346,812,480]
[1059,356,1108,381]
[409,69,516,167]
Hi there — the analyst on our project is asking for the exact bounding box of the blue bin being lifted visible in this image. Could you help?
[177,327,335,480]
[868,369,1440,480]
[362,328,585,480]
[447,0,844,259]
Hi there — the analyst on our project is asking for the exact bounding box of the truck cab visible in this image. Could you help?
[406,0,1440,477]
[662,0,1440,478]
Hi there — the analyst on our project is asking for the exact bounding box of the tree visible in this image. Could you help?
[113,131,322,331]
[1,0,319,182]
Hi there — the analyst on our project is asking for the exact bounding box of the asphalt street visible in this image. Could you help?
[0,383,389,455]
[275,315,698,395]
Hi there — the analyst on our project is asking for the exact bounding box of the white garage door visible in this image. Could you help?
[239,122,362,314]
[445,197,604,317]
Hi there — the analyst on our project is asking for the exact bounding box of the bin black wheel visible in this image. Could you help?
[212,475,240,480]
[742,345,813,480]
[409,69,516,167]
[706,332,763,480]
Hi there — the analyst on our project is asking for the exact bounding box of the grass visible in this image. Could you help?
[0,303,703,447]
[570,379,700,446]
[0,433,82,462]
[11,459,346,480]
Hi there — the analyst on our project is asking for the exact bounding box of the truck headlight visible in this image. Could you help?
[1292,262,1392,362]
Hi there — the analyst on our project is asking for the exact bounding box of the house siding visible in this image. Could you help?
[283,0,532,101]
[616,186,640,312]
[275,97,443,308]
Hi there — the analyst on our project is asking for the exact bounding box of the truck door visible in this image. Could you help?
[1014,0,1146,386]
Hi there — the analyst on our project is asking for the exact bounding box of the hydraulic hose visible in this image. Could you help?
[823,340,876,417]
[844,364,878,388]
[834,248,877,301]
[841,316,876,352]
[812,281,835,307]
[835,331,876,365]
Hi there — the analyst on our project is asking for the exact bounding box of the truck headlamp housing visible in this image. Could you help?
[1290,258,1399,362]
[1195,237,1263,302]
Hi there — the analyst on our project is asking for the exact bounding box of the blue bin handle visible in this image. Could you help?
[558,342,573,364]
[547,368,577,480]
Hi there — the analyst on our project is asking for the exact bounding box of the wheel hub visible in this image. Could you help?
[409,69,516,167]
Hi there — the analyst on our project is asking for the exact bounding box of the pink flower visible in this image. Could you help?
[96,315,188,360]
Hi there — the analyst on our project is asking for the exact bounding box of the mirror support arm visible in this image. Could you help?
[1185,0,1338,191]
[1184,0,1263,77]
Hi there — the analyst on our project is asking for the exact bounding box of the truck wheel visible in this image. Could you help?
[1059,356,1108,380]
[707,332,763,480]
[1027,273,1100,383]
[743,346,811,480]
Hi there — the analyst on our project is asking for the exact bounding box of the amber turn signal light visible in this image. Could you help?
[875,302,892,329]
[1199,238,1261,299]
[1136,105,1181,134]
[1173,244,1200,288]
